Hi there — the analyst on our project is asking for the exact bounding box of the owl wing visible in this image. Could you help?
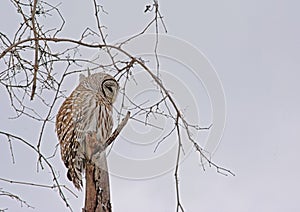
[56,90,96,189]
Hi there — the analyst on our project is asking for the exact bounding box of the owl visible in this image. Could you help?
[55,72,119,189]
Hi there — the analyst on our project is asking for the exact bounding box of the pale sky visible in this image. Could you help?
[1,0,300,211]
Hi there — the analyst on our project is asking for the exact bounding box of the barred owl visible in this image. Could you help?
[55,72,119,189]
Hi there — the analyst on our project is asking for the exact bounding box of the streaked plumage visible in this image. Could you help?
[55,73,119,189]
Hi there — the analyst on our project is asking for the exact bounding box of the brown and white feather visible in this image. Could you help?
[56,73,118,190]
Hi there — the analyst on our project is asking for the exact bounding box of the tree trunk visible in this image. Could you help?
[84,156,111,212]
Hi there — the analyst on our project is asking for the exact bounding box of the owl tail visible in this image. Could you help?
[66,157,84,190]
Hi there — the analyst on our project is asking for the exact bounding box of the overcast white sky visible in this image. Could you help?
[1,0,300,211]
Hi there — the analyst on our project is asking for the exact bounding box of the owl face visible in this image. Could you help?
[101,78,118,103]
[80,73,119,104]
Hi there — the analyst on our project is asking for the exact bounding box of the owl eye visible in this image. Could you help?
[105,85,113,93]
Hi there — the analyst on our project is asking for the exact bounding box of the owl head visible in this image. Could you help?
[79,72,119,103]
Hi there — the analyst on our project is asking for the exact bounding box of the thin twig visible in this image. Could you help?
[0,177,77,198]
[174,115,184,212]
[30,0,39,100]
[0,188,33,209]
[105,111,130,148]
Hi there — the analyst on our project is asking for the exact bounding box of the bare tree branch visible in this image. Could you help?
[105,111,130,148]
[0,177,77,198]
[30,0,39,100]
[0,131,74,211]
[0,188,33,209]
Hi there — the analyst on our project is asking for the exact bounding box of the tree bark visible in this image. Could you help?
[84,162,98,211]
[84,157,111,212]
